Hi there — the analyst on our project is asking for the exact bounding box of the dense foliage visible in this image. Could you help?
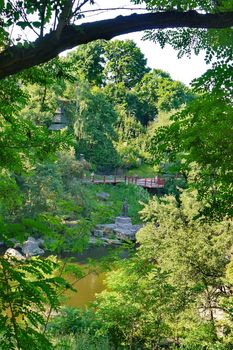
[49,193,233,349]
[0,256,70,350]
[0,1,232,349]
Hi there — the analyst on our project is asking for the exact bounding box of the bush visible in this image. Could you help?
[49,307,112,350]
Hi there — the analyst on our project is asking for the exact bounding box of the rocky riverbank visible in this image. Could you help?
[2,214,142,259]
[91,216,142,246]
[4,237,45,259]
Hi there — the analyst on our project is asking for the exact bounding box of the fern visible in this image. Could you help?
[0,256,72,349]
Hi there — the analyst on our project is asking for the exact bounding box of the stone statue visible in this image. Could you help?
[121,199,128,217]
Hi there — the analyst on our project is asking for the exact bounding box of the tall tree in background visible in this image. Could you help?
[103,40,150,88]
[65,41,105,87]
[73,84,120,171]
[135,69,195,113]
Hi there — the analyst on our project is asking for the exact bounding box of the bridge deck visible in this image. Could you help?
[82,176,165,189]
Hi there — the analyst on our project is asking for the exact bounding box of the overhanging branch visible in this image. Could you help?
[0,10,232,80]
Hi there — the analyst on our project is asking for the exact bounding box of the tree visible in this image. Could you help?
[137,192,233,346]
[138,0,233,219]
[150,91,233,219]
[103,40,150,88]
[103,81,154,126]
[0,1,232,79]
[65,41,105,87]
[66,39,150,88]
[73,84,120,170]
[94,192,233,348]
[135,69,195,113]
[95,258,176,349]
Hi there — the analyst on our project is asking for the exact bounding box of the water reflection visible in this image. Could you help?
[64,271,105,308]
[59,245,129,263]
[60,246,117,308]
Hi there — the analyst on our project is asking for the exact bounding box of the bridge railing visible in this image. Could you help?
[81,175,165,188]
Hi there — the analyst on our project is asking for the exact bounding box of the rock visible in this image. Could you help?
[4,248,26,260]
[3,237,45,259]
[36,238,45,247]
[22,237,45,257]
[101,237,122,245]
[93,230,104,238]
[115,230,136,240]
[89,237,98,245]
[96,224,116,234]
[115,216,133,228]
[96,192,110,201]
[93,216,142,244]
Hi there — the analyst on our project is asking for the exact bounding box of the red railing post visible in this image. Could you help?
[150,178,152,187]
[144,178,146,187]
[104,175,106,183]
[114,175,116,183]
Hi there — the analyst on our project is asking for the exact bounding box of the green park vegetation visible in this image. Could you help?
[0,0,233,349]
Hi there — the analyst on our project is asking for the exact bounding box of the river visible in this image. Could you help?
[61,245,128,308]
[64,271,106,308]
[1,245,127,308]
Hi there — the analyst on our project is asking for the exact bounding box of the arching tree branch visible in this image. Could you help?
[0,10,232,80]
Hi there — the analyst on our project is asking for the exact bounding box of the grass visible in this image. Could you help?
[54,333,112,350]
[126,163,160,178]
[80,182,150,225]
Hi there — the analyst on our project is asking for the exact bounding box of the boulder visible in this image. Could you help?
[36,237,45,247]
[93,230,104,238]
[22,237,45,257]
[101,237,122,245]
[115,216,132,225]
[4,248,26,260]
[92,216,142,244]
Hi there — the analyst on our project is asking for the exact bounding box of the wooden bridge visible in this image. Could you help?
[81,175,165,189]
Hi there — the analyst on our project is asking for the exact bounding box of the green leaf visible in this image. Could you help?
[16,21,31,29]
[0,0,4,11]
[32,21,42,28]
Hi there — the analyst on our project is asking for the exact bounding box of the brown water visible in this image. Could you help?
[59,245,130,308]
[64,270,106,308]
[1,245,127,308]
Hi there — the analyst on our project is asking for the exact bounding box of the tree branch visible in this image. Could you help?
[73,0,92,17]
[55,0,73,38]
[0,10,232,80]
